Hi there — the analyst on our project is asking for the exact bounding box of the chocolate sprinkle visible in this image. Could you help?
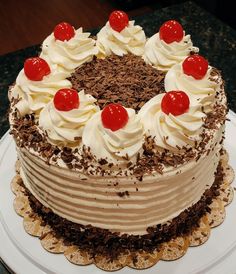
[69,54,165,111]
[117,191,130,197]
[26,162,224,261]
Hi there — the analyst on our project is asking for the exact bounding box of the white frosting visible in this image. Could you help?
[165,63,220,111]
[143,32,199,71]
[96,21,146,57]
[139,94,206,151]
[11,69,71,116]
[40,27,98,73]
[17,123,223,234]
[39,90,99,145]
[82,108,144,163]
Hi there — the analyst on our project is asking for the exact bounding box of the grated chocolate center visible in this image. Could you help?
[70,54,165,111]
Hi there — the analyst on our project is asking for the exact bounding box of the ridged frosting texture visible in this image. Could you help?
[164,63,220,112]
[11,69,71,116]
[96,21,146,57]
[39,90,99,145]
[82,108,144,163]
[40,27,98,73]
[18,126,222,235]
[143,32,199,71]
[139,94,206,151]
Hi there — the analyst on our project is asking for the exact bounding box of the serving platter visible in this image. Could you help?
[1,111,236,274]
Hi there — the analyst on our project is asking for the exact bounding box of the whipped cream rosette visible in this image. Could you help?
[143,20,198,71]
[40,25,98,74]
[82,105,144,163]
[11,58,71,117]
[139,92,206,152]
[165,55,220,112]
[96,20,146,57]
[39,89,99,146]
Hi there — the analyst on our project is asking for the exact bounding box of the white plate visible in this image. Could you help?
[1,111,236,274]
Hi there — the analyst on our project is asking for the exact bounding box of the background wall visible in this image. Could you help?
[0,0,235,55]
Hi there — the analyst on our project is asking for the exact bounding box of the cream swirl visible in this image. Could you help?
[139,94,206,151]
[82,108,144,163]
[96,21,146,57]
[11,69,71,116]
[143,33,199,71]
[165,63,220,111]
[39,90,99,146]
[40,27,98,73]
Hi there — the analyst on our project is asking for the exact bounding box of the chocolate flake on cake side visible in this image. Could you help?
[9,96,227,178]
[25,162,224,261]
[69,54,166,111]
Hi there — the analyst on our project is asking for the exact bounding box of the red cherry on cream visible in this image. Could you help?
[24,57,51,81]
[159,20,184,44]
[109,10,129,32]
[54,88,79,111]
[54,22,75,41]
[101,103,128,131]
[161,91,190,116]
[182,54,208,80]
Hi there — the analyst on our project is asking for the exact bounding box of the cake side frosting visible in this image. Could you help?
[17,123,223,235]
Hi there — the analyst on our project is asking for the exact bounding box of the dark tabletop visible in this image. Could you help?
[0,1,236,273]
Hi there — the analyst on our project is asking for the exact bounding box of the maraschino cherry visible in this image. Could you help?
[182,54,208,80]
[101,103,128,131]
[159,20,184,44]
[109,10,129,32]
[24,57,51,81]
[161,91,189,116]
[54,22,75,41]
[54,88,79,111]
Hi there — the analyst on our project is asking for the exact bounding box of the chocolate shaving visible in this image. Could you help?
[25,162,224,261]
[98,159,108,165]
[9,53,227,179]
[69,54,165,111]
[117,191,130,197]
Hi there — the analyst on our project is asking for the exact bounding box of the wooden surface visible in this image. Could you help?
[0,0,152,56]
